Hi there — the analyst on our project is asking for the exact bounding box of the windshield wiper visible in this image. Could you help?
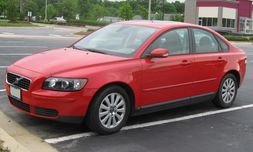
[72,45,82,50]
[84,48,107,54]
[72,46,107,55]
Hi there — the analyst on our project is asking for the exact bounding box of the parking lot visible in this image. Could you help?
[0,27,253,152]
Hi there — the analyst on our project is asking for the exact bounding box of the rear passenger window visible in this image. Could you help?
[146,28,190,56]
[193,29,219,53]
[216,36,229,51]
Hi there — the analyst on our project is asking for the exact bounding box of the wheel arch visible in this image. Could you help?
[88,82,136,115]
[224,70,241,87]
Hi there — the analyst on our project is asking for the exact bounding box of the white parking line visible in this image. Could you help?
[45,132,96,144]
[0,53,32,56]
[0,66,8,68]
[0,46,47,48]
[1,32,15,35]
[0,89,6,92]
[45,104,253,144]
[0,41,24,43]
[48,34,62,37]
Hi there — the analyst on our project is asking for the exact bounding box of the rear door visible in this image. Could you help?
[190,28,227,96]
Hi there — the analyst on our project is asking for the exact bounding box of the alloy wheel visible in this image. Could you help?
[221,78,236,104]
[99,93,126,129]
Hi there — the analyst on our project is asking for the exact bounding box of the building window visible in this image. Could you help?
[198,18,218,27]
[240,18,245,32]
[222,18,235,28]
[213,18,218,26]
[231,20,235,28]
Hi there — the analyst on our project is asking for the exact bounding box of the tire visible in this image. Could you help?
[212,73,238,108]
[86,85,130,135]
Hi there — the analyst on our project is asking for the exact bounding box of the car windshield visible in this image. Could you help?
[73,24,158,57]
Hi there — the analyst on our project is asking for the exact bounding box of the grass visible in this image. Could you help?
[75,28,96,35]
[0,141,9,152]
[0,20,36,27]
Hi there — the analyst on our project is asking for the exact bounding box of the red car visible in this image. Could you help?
[5,21,247,134]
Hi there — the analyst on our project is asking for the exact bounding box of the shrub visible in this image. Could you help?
[67,20,110,26]
[224,35,250,41]
[35,20,110,27]
[249,36,253,41]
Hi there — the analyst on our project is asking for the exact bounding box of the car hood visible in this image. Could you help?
[13,48,128,75]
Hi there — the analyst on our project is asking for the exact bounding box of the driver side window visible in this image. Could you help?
[146,28,190,56]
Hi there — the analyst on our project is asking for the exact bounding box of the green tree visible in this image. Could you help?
[155,11,163,20]
[6,0,19,22]
[47,4,57,19]
[78,0,92,19]
[87,4,108,20]
[24,0,39,16]
[173,1,184,13]
[136,4,148,19]
[0,0,7,15]
[164,3,177,13]
[119,2,133,20]
[107,7,119,17]
[61,0,78,20]
[170,14,184,22]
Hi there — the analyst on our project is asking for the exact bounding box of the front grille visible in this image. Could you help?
[9,96,30,112]
[7,73,31,90]
[35,107,58,117]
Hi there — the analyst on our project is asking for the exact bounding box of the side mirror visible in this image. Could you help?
[149,48,169,58]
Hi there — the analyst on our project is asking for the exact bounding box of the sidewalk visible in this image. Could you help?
[0,128,29,152]
[0,111,58,152]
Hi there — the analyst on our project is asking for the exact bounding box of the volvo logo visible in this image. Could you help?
[13,77,23,85]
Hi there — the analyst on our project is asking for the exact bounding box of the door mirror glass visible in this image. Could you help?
[149,48,169,58]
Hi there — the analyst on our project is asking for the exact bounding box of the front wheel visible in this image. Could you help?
[86,86,130,135]
[212,74,238,108]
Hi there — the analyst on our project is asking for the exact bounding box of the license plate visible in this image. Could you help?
[10,86,21,100]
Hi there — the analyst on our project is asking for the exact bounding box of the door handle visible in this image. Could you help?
[217,57,223,62]
[181,60,191,66]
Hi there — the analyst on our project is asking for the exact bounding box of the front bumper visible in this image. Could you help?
[5,65,97,123]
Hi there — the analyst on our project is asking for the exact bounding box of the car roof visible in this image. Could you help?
[119,20,198,29]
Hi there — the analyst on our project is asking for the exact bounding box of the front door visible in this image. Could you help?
[140,28,195,107]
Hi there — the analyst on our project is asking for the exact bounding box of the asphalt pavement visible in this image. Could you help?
[0,28,253,152]
[0,24,84,37]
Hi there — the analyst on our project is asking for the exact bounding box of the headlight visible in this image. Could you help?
[43,77,88,91]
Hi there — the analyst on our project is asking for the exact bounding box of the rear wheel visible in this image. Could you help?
[212,74,238,108]
[86,86,130,135]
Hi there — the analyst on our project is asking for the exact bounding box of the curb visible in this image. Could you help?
[231,41,253,44]
[0,128,29,152]
[0,111,58,152]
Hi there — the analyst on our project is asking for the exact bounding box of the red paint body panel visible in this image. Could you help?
[140,55,195,106]
[5,21,247,122]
